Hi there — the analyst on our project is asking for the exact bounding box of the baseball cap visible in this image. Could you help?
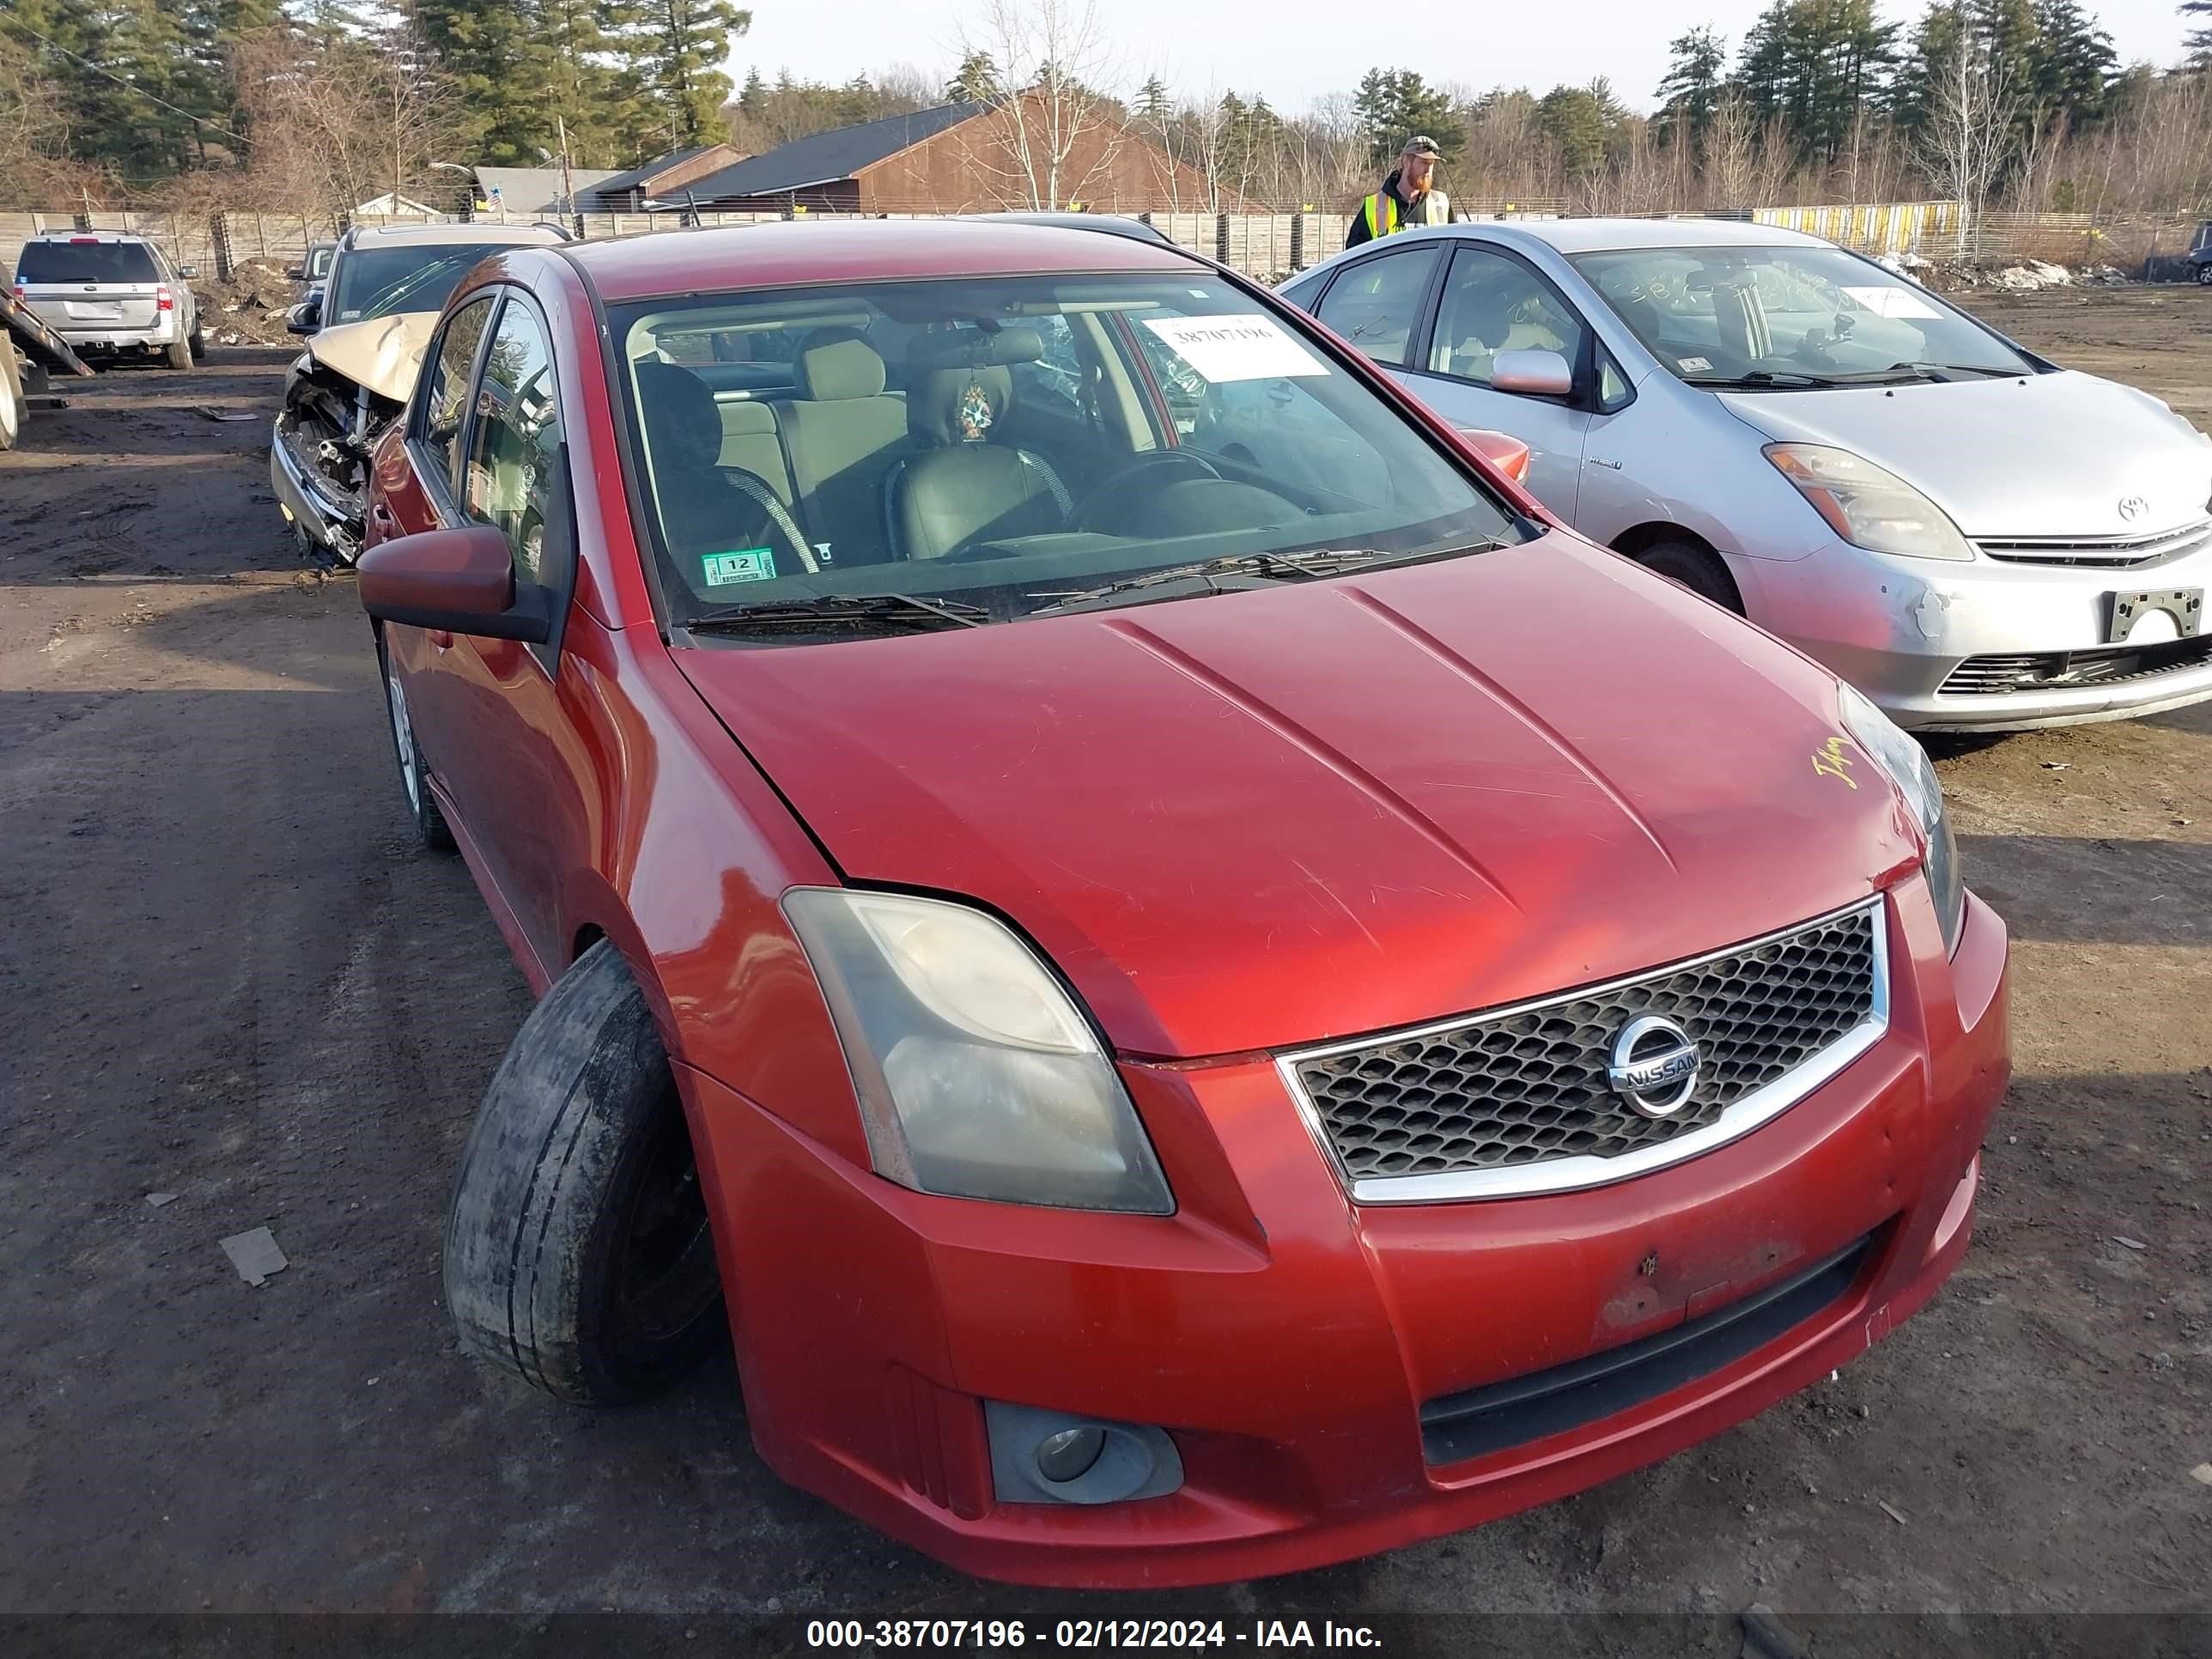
[1401,135,1443,157]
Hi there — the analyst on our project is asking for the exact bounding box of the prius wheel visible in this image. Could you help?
[1634,538,1744,615]
[2198,265,2212,286]
[378,635,454,853]
[444,940,726,1405]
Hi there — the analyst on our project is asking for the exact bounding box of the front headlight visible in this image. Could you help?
[1838,685,1965,954]
[1765,443,1974,562]
[783,889,1174,1213]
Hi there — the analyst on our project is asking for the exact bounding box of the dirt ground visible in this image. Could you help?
[2,291,2208,1640]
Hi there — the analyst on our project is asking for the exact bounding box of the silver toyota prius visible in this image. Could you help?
[1280,219,2212,732]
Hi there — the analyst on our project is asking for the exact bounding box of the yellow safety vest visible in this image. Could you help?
[1362,187,1450,238]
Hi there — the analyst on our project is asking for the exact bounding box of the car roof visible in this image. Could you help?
[343,223,568,250]
[1455,217,1830,255]
[26,230,158,243]
[565,218,1201,302]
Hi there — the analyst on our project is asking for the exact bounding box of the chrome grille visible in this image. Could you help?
[1939,635,2212,696]
[1283,902,1886,1203]
[1976,517,2211,568]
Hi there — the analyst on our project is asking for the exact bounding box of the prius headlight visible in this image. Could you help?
[1839,685,1965,954]
[783,889,1173,1213]
[1766,443,1974,562]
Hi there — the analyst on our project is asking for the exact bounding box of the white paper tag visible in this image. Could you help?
[1676,356,1712,372]
[1141,314,1327,382]
[1842,285,1939,319]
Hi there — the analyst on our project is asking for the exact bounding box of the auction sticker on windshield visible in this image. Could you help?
[1142,314,1327,381]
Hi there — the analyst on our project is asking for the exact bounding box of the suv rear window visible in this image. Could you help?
[17,240,160,283]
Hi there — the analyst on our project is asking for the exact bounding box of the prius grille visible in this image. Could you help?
[1285,903,1881,1200]
[1975,517,2210,568]
[1939,635,2212,696]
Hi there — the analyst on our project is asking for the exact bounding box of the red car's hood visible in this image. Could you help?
[676,534,1918,1057]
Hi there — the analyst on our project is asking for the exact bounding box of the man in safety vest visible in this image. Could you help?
[1346,135,1452,247]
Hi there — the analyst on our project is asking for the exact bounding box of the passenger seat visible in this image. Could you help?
[888,331,1072,561]
[775,329,908,567]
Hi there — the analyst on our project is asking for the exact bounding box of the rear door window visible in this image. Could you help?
[17,240,160,284]
[1312,244,1443,368]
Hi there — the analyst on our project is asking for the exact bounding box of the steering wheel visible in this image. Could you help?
[1066,450,1224,534]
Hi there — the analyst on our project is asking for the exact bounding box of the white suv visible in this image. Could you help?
[12,232,203,368]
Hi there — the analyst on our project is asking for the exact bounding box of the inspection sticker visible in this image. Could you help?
[1842,285,1939,319]
[1142,314,1327,382]
[702,548,777,586]
[1676,356,1713,371]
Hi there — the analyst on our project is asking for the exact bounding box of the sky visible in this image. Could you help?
[726,0,2199,113]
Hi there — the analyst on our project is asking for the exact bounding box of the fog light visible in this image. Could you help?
[1035,1425,1105,1483]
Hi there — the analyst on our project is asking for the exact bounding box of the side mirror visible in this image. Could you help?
[177,264,199,279]
[285,299,321,334]
[1491,349,1573,398]
[1455,425,1531,483]
[285,265,305,281]
[359,525,551,643]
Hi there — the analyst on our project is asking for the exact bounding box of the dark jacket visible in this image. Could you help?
[1345,169,1451,248]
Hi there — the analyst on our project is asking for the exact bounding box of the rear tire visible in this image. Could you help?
[377,634,455,853]
[1632,538,1745,614]
[444,940,725,1405]
[164,336,191,370]
[0,350,22,453]
[188,325,207,362]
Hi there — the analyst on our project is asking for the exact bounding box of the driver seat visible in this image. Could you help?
[887,331,1071,562]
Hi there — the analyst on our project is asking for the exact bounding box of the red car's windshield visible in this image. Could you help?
[607,274,1522,632]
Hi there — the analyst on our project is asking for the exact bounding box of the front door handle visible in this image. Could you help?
[1585,457,1623,471]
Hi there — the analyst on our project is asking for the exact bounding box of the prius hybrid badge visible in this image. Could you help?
[1607,1016,1701,1117]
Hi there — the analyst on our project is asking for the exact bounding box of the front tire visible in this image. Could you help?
[378,635,455,853]
[2197,264,2212,286]
[1633,538,1745,614]
[0,349,22,452]
[444,941,725,1404]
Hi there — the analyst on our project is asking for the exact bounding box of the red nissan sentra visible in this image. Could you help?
[356,221,2009,1588]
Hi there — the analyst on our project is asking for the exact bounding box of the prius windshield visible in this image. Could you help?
[1569,245,2033,387]
[611,274,1522,634]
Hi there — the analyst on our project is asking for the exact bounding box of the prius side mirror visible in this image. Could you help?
[286,298,321,334]
[359,525,551,643]
[1492,349,1574,398]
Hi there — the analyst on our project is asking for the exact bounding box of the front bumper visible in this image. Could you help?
[683,883,2010,1588]
[269,418,359,561]
[1750,533,2212,732]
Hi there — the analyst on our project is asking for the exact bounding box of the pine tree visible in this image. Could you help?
[945,49,997,104]
[2028,0,2114,123]
[2186,1,2212,70]
[415,0,556,166]
[621,0,749,149]
[1135,74,1169,123]
[1352,68,1462,168]
[1736,0,1896,165]
[1537,83,1610,179]
[1656,26,1728,137]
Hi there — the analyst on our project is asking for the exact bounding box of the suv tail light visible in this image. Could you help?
[156,285,174,312]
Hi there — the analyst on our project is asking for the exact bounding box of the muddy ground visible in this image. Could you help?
[2,290,2208,1643]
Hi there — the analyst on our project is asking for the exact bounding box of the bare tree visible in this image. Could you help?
[232,25,461,226]
[1703,91,1757,209]
[955,0,1124,210]
[1919,22,2020,257]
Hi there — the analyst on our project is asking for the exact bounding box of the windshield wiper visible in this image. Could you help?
[1886,360,2023,381]
[1025,547,1485,617]
[682,593,989,635]
[1683,369,1842,389]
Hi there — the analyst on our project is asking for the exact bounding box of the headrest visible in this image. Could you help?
[793,327,887,400]
[908,325,1046,371]
[910,364,1014,447]
[632,360,720,471]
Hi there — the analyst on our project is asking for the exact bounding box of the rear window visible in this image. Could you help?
[17,240,160,283]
